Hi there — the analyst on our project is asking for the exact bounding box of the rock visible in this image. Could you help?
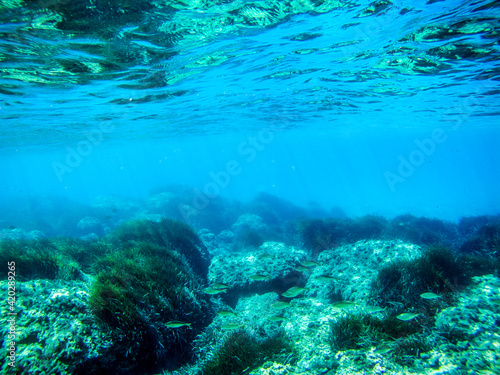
[0,279,113,375]
[76,216,103,234]
[208,242,307,297]
[306,240,422,302]
[232,213,269,234]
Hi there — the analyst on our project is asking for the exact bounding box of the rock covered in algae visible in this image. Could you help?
[208,241,307,294]
[0,279,113,374]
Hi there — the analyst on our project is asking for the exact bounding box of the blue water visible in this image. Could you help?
[1,0,499,224]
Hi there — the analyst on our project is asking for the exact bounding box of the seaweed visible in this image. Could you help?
[329,314,365,351]
[392,335,432,367]
[202,328,294,375]
[386,214,458,247]
[369,245,471,310]
[329,314,423,353]
[0,237,104,280]
[351,215,388,240]
[237,228,264,248]
[87,219,214,373]
[297,218,352,253]
[107,218,210,278]
[457,215,500,236]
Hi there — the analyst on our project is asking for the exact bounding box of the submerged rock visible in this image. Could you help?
[232,213,269,234]
[208,241,307,299]
[0,279,113,375]
[76,216,103,236]
[0,228,46,241]
[306,240,422,302]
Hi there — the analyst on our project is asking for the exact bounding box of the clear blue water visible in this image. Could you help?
[1,0,499,222]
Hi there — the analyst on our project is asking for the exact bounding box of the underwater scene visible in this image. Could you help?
[1,0,500,374]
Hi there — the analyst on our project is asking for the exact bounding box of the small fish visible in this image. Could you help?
[166,321,191,328]
[420,292,440,300]
[332,301,356,309]
[203,287,227,295]
[388,301,404,308]
[221,323,245,330]
[397,313,419,321]
[300,260,318,267]
[249,274,270,281]
[373,344,393,355]
[257,252,272,259]
[217,310,238,317]
[212,283,229,289]
[294,265,310,273]
[365,305,385,314]
[315,275,336,283]
[267,316,285,322]
[282,286,307,298]
[271,301,290,309]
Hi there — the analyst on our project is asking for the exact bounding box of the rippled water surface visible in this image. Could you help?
[1,0,499,147]
[1,0,499,220]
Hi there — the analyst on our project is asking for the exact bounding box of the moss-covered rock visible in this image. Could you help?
[306,240,422,302]
[201,328,293,375]
[0,280,114,375]
[369,245,472,311]
[386,214,458,247]
[208,241,307,304]
[87,219,213,373]
[106,218,210,278]
[0,237,108,281]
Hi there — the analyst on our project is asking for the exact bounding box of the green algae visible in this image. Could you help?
[202,328,294,375]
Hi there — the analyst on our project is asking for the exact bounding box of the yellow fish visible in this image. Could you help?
[281,286,307,298]
[221,323,245,330]
[397,313,419,321]
[217,310,238,317]
[332,301,356,309]
[300,260,318,267]
[315,275,337,283]
[257,252,272,259]
[212,283,229,289]
[373,344,393,355]
[294,265,310,273]
[420,292,440,300]
[271,301,290,309]
[365,305,385,314]
[165,321,191,328]
[203,287,227,295]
